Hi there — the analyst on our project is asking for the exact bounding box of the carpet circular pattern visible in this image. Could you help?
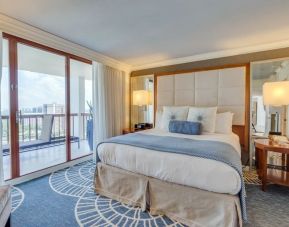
[11,161,289,227]
[75,188,185,227]
[49,161,185,227]
[11,186,24,213]
[49,161,95,197]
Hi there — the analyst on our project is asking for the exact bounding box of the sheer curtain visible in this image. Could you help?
[0,32,4,184]
[92,62,126,162]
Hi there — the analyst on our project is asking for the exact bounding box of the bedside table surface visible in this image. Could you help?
[255,139,289,154]
[254,138,289,191]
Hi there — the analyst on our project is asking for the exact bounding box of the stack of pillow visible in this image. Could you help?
[155,106,233,135]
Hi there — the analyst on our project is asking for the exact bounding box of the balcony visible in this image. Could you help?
[2,113,92,180]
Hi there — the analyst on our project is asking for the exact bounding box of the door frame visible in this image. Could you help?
[3,33,92,179]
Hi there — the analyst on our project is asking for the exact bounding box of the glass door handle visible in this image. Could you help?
[11,84,18,91]
[16,110,22,124]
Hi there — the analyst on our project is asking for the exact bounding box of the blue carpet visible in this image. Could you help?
[12,161,184,227]
[11,161,289,227]
[245,184,289,227]
[12,176,79,227]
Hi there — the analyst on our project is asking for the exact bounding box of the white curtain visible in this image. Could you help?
[92,62,126,162]
[0,32,4,185]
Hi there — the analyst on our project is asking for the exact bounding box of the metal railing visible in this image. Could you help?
[1,113,91,145]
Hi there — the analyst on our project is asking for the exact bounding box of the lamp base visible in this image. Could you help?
[269,131,282,136]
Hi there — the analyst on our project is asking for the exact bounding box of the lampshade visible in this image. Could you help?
[133,90,149,106]
[148,91,153,105]
[263,81,289,106]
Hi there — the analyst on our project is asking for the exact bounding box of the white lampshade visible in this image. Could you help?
[148,91,153,105]
[133,90,149,106]
[263,81,289,106]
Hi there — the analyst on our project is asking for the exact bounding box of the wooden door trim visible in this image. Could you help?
[8,37,20,178]
[2,32,92,65]
[3,32,93,179]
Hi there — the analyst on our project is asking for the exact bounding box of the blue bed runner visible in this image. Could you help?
[97,133,247,221]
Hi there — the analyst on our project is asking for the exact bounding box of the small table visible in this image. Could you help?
[122,127,152,135]
[255,139,289,191]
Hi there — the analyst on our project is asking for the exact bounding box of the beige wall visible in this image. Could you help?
[131,47,289,76]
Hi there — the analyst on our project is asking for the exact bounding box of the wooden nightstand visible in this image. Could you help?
[122,127,152,135]
[122,128,134,134]
[255,139,289,191]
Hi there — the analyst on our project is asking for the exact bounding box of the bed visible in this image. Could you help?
[94,66,249,227]
[98,129,242,195]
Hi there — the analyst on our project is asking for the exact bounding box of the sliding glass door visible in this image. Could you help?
[2,39,11,180]
[17,43,67,175]
[70,59,93,159]
[1,33,93,180]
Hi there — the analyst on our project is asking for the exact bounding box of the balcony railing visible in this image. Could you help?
[1,113,90,146]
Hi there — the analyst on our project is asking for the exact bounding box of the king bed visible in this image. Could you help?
[94,65,249,227]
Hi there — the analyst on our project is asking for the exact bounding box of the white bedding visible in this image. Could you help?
[97,128,242,195]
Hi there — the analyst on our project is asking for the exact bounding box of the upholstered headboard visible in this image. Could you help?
[155,65,249,150]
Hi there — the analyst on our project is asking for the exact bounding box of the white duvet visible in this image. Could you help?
[97,129,242,195]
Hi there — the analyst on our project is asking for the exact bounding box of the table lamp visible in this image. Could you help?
[133,90,152,129]
[263,81,289,135]
[133,90,149,106]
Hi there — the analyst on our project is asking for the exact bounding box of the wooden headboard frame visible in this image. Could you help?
[153,64,250,152]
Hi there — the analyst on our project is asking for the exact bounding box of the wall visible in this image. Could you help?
[131,48,289,76]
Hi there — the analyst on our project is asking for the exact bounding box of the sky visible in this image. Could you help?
[1,67,92,115]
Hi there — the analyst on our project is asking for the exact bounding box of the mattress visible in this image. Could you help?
[97,128,242,195]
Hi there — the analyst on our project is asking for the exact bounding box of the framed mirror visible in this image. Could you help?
[130,75,154,130]
[250,58,289,167]
[251,58,289,136]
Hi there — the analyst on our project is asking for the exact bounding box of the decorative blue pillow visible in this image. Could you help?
[168,120,201,135]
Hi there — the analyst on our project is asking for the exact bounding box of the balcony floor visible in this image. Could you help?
[3,140,92,180]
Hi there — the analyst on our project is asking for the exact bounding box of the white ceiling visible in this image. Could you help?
[1,0,289,68]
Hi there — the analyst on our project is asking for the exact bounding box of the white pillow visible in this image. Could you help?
[215,112,234,134]
[187,107,217,133]
[161,106,189,131]
[155,110,163,129]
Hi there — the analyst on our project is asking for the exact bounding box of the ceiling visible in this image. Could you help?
[1,0,289,67]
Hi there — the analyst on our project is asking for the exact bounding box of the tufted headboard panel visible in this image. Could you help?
[157,67,246,125]
[155,65,249,150]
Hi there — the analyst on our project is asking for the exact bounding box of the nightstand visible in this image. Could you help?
[123,128,134,134]
[255,139,289,191]
[122,127,152,135]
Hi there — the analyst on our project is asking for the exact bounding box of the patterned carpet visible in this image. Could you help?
[11,161,289,227]
[243,168,261,185]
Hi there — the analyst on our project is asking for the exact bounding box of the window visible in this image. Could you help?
[1,33,93,180]
[70,59,93,159]
[17,43,67,175]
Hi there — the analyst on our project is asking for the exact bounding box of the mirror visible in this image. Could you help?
[130,75,154,129]
[251,58,289,137]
